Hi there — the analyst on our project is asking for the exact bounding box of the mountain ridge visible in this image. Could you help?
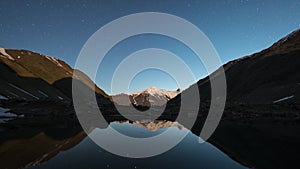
[0,48,114,116]
[168,28,300,107]
[0,48,109,100]
[112,87,181,106]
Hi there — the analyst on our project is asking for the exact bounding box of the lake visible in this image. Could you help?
[24,120,247,169]
[1,116,300,169]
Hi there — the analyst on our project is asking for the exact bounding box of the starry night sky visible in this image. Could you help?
[1,0,300,94]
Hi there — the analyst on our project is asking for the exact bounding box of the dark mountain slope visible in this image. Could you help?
[169,29,300,106]
[165,29,300,169]
[0,48,108,100]
[2,49,108,98]
[0,56,69,101]
[0,48,113,116]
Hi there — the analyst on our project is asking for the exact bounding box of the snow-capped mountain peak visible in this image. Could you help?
[132,87,180,99]
[113,87,182,106]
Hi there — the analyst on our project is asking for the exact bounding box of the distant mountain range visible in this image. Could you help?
[112,87,181,106]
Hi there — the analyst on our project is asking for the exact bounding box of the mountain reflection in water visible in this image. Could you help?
[1,117,300,169]
[0,118,247,169]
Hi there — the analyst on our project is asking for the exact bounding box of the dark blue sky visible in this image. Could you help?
[1,0,300,94]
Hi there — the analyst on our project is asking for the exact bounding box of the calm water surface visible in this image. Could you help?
[28,121,247,169]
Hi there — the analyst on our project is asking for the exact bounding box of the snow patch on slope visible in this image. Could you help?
[0,95,8,100]
[0,107,16,123]
[38,90,48,97]
[45,56,63,67]
[0,108,15,117]
[44,55,74,75]
[273,95,294,103]
[0,48,15,61]
[8,83,39,100]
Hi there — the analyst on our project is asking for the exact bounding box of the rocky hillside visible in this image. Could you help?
[0,48,112,115]
[169,29,300,107]
[112,87,181,107]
